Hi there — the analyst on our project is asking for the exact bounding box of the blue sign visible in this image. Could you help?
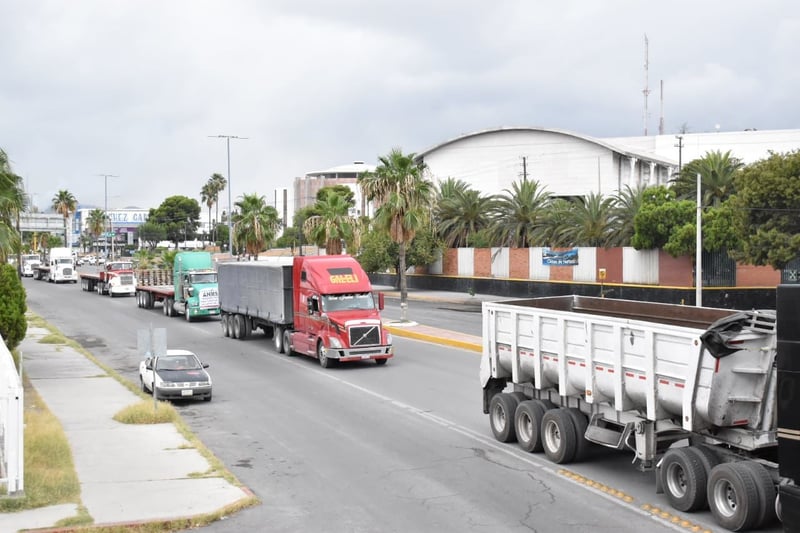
[542,248,579,266]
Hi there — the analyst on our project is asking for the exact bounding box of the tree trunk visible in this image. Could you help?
[399,239,408,321]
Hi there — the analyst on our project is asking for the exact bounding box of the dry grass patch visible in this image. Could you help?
[114,400,179,424]
[0,379,81,512]
[38,333,67,344]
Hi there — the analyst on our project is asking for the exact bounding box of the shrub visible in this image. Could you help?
[0,263,26,350]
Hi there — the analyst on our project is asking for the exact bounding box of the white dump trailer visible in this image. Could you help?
[480,295,780,531]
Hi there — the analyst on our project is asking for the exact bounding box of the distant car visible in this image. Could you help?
[87,256,97,265]
[139,350,212,402]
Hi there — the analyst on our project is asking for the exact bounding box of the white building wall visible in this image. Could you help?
[491,248,509,278]
[572,247,597,282]
[529,247,550,280]
[457,248,474,276]
[622,247,659,284]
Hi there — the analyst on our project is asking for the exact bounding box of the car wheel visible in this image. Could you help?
[140,376,148,393]
[203,392,212,402]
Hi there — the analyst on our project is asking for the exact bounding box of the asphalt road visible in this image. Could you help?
[21,277,781,532]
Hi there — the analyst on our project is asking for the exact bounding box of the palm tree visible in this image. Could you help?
[358,148,433,321]
[303,192,360,254]
[488,177,551,248]
[556,192,617,247]
[232,193,282,258]
[200,181,214,243]
[670,150,744,207]
[435,185,497,248]
[608,184,648,247]
[0,150,26,264]
[86,209,107,253]
[51,189,77,247]
[210,173,226,240]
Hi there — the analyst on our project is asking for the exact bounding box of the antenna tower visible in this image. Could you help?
[642,34,650,136]
[659,79,665,135]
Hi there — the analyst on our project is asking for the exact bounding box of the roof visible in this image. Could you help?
[305,161,376,177]
[415,126,677,167]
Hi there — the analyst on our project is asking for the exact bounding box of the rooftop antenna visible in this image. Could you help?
[659,79,665,135]
[642,34,650,136]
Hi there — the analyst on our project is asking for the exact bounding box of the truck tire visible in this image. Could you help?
[515,400,547,452]
[541,408,577,464]
[739,460,778,529]
[145,293,154,309]
[232,315,242,339]
[564,408,591,462]
[221,315,230,337]
[318,341,335,368]
[185,309,192,322]
[661,447,708,512]
[489,393,519,443]
[707,462,761,531]
[274,327,285,353]
[283,330,293,356]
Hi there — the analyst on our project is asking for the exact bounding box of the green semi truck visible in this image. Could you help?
[134,251,220,322]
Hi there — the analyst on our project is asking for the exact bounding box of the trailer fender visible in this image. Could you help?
[482,377,507,414]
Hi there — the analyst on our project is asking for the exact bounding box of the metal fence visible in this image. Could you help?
[0,339,23,495]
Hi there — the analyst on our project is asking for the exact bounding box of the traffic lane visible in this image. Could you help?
[186,340,680,533]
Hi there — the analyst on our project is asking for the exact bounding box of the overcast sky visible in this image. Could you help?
[2,1,798,214]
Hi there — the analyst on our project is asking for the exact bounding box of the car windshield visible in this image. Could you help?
[321,292,375,312]
[190,272,217,284]
[156,355,201,371]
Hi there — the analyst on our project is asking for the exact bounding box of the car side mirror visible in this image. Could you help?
[202,363,209,368]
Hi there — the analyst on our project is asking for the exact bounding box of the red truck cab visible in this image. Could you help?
[288,255,393,367]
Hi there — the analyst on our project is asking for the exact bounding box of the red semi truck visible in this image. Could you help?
[79,260,136,296]
[218,255,393,367]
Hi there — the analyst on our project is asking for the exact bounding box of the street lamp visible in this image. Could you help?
[208,135,248,255]
[97,174,118,259]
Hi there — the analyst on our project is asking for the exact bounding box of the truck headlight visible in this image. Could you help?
[386,333,393,345]
[329,337,343,349]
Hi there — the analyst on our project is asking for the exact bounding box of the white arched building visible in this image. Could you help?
[414,127,800,199]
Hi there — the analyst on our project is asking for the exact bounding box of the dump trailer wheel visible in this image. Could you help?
[564,408,591,462]
[740,460,778,529]
[515,400,547,453]
[541,408,578,464]
[509,391,528,404]
[274,326,285,353]
[489,393,519,443]
[660,447,708,512]
[283,329,293,356]
[707,462,761,531]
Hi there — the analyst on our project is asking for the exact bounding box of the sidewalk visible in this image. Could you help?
[1,325,251,532]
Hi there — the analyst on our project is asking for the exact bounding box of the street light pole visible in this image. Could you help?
[97,174,118,259]
[209,135,248,255]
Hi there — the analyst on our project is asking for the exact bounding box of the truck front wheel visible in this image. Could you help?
[274,327,285,353]
[318,341,335,368]
[283,330,293,356]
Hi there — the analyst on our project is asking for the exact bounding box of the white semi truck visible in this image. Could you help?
[33,247,77,283]
[480,294,787,531]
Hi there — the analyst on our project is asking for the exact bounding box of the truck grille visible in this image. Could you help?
[349,325,381,346]
[120,274,134,285]
[63,267,73,276]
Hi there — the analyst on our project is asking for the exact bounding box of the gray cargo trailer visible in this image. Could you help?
[218,260,294,349]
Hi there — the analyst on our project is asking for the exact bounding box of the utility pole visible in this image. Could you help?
[96,174,118,259]
[674,135,684,174]
[208,135,248,255]
[659,80,665,135]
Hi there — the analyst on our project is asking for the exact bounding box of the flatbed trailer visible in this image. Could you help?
[79,262,136,296]
[480,294,782,531]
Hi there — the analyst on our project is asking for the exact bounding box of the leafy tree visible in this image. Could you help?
[630,186,696,256]
[671,150,744,207]
[488,177,551,248]
[0,263,26,349]
[726,150,800,269]
[317,184,355,207]
[275,226,304,251]
[45,233,63,251]
[136,221,167,250]
[232,193,281,258]
[303,193,360,254]
[147,196,201,249]
[359,148,433,321]
[51,189,77,247]
[357,228,395,273]
[86,209,106,253]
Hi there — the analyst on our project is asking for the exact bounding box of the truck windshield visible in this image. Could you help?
[190,273,217,284]
[56,258,73,264]
[23,255,39,262]
[321,293,375,312]
[109,263,132,270]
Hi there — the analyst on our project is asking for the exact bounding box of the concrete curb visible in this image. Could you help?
[384,324,482,353]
